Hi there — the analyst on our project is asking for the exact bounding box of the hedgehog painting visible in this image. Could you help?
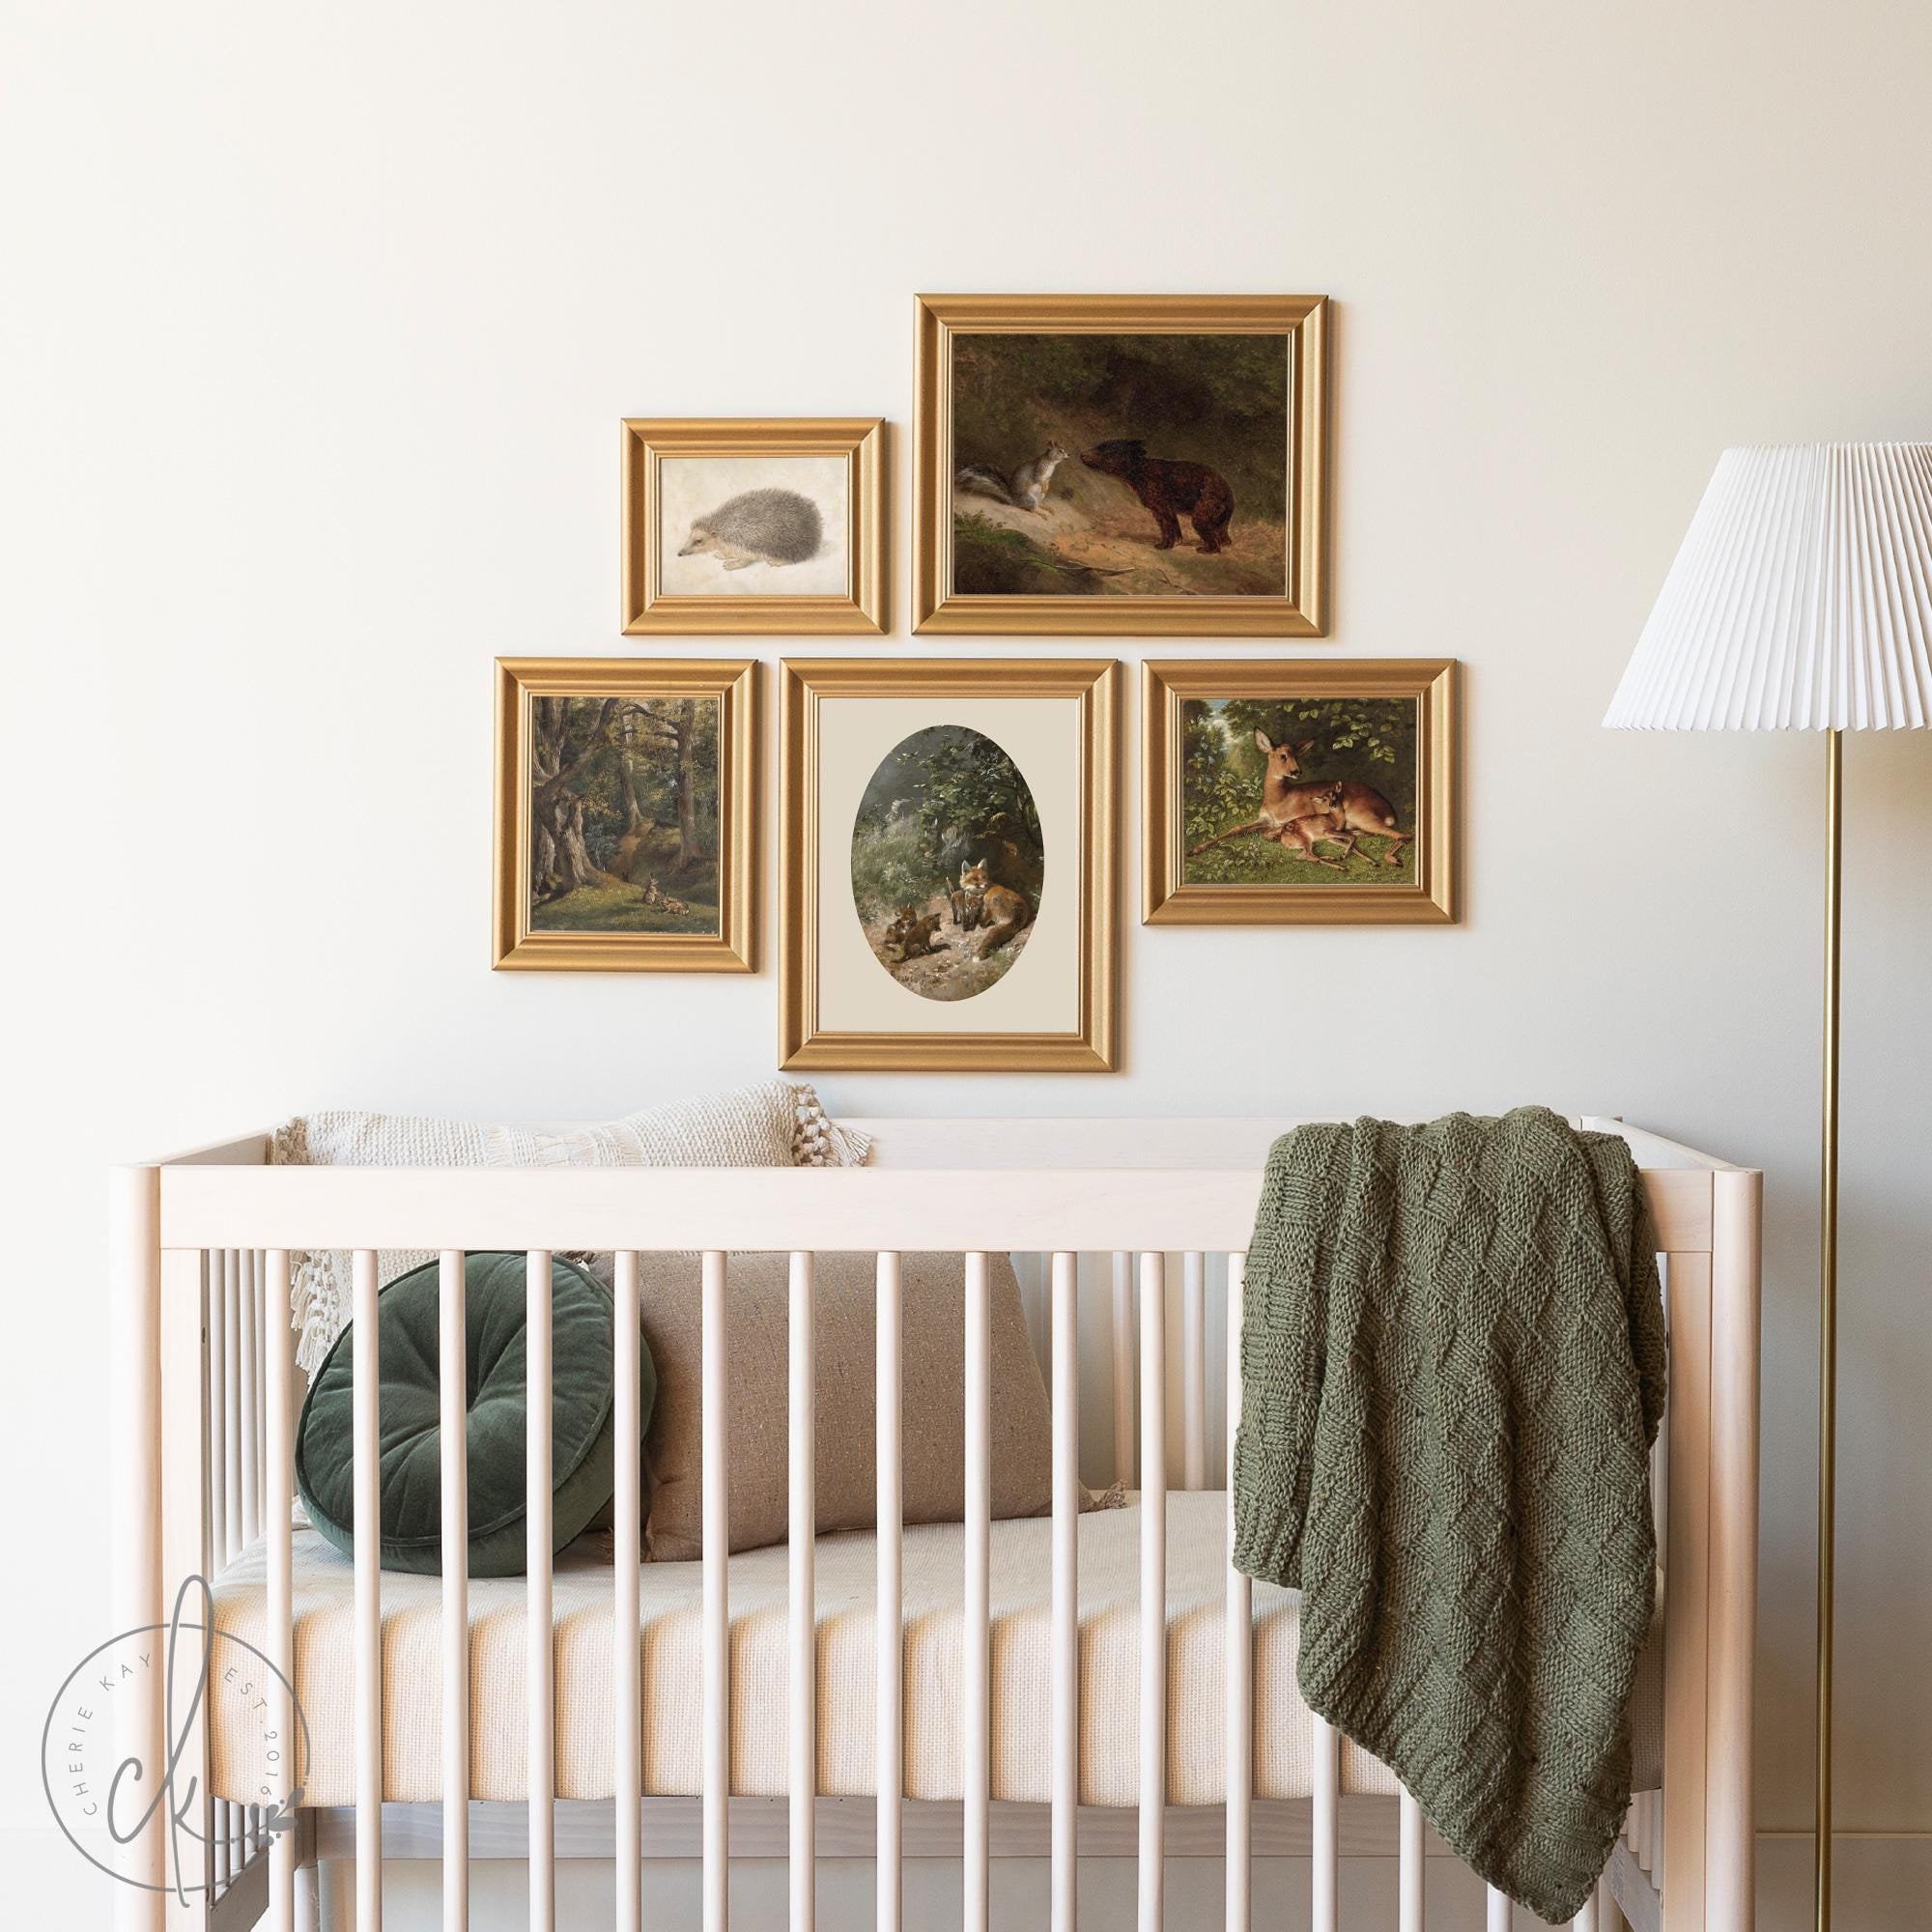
[677,487,823,572]
[648,446,855,608]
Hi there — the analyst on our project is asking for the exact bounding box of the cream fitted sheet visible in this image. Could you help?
[211,1491,1662,1808]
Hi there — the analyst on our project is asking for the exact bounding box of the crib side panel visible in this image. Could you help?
[130,1148,1757,1932]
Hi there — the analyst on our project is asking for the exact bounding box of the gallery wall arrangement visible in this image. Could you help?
[500,293,1459,1069]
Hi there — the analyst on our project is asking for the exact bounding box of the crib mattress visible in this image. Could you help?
[210,1490,1662,1808]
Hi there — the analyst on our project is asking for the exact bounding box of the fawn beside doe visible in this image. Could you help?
[1251,730,1412,868]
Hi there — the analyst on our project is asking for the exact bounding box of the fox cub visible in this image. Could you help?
[956,859,1033,958]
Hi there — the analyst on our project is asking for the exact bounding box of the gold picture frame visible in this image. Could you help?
[494,657,758,972]
[781,657,1121,1071]
[622,417,888,635]
[913,294,1329,637]
[1143,658,1459,925]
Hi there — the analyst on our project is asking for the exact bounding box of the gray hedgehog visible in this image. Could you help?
[677,487,823,570]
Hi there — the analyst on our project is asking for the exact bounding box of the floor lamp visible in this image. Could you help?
[1605,442,1932,1931]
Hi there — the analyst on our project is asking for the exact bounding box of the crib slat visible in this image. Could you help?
[701,1249,730,1932]
[1224,1255,1250,1932]
[203,1251,229,1898]
[787,1251,816,1932]
[1111,1251,1134,1486]
[1571,1889,1597,1931]
[1049,1252,1079,1932]
[1138,1251,1166,1932]
[209,1251,228,1574]
[613,1252,642,1932]
[352,1249,384,1932]
[225,1249,242,1562]
[248,1251,267,1874]
[240,1248,258,1547]
[875,1252,903,1932]
[1399,1790,1424,1931]
[963,1252,992,1932]
[1311,1714,1338,1932]
[206,1252,230,1897]
[526,1251,554,1932]
[1182,1250,1207,1491]
[439,1253,470,1932]
[265,1249,296,1932]
[255,1248,269,1547]
[1487,1885,1512,1930]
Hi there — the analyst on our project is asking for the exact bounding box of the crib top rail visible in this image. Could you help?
[137,1115,1750,1257]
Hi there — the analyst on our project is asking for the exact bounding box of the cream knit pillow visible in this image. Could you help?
[273,1081,870,1376]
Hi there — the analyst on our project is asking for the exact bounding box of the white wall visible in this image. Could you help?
[3,1,1928,1924]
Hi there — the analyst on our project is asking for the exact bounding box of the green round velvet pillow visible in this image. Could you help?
[296,1251,654,1577]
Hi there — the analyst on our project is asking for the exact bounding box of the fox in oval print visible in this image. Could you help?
[850,724,1042,1003]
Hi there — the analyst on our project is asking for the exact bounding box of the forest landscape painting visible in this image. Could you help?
[495,658,756,973]
[529,694,721,933]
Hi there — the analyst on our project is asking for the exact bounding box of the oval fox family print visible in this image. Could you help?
[850,725,1042,1003]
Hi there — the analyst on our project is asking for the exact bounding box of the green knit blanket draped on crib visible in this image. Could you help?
[1232,1107,1668,1924]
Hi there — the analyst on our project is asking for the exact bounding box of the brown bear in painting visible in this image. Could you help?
[1080,439,1236,554]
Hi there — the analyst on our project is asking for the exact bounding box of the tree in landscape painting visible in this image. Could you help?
[1182,696,1418,885]
[529,696,720,933]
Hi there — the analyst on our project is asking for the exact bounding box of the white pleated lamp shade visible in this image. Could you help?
[1605,443,1932,730]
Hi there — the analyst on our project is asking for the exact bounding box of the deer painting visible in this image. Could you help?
[1187,729,1412,871]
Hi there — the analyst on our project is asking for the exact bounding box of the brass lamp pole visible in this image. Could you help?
[1816,726,1840,1928]
[1605,445,1932,1932]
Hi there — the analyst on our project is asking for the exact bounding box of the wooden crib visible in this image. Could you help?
[109,1115,1760,1932]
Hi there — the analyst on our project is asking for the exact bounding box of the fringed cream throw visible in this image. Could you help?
[1233,1107,1667,1924]
[273,1080,871,1377]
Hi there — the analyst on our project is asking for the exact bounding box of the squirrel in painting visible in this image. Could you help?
[1080,439,1235,553]
[954,441,1071,514]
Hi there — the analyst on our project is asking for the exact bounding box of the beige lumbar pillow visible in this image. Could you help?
[639,1251,1068,1561]
[272,1081,871,1376]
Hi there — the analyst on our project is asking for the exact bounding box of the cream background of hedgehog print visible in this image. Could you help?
[657,453,851,595]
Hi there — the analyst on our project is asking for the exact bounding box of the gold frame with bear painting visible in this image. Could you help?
[622,417,888,635]
[913,295,1329,637]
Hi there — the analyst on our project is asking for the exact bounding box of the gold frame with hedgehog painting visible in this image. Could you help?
[493,657,758,972]
[622,417,888,635]
[913,295,1329,637]
[780,657,1121,1071]
[1143,658,1459,925]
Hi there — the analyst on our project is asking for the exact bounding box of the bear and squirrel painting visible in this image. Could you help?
[949,331,1290,599]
